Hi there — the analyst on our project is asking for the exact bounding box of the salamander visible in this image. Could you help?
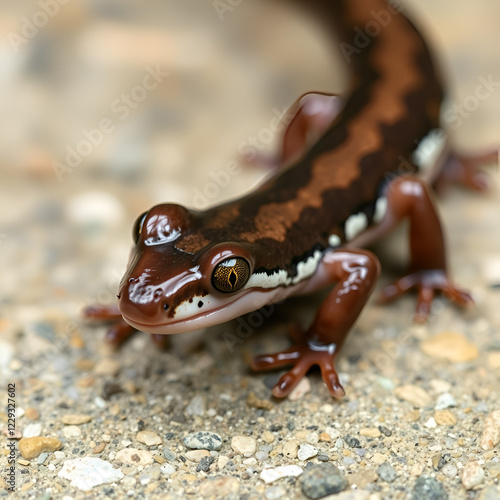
[85,0,497,397]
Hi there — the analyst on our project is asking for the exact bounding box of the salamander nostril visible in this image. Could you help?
[128,277,139,284]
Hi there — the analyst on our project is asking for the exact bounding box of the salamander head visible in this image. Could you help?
[118,203,266,334]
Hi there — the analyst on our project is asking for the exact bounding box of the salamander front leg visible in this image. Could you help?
[368,176,474,322]
[251,250,380,398]
[83,305,169,349]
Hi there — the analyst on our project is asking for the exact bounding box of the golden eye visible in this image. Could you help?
[212,257,250,293]
[132,211,148,244]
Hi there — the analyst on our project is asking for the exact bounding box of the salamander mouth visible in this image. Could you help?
[120,290,257,335]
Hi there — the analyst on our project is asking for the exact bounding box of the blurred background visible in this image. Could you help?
[0,0,499,361]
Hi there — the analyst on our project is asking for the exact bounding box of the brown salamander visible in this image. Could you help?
[86,0,497,397]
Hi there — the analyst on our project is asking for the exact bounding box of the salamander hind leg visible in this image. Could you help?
[241,92,343,169]
[251,250,380,398]
[375,176,474,322]
[435,149,498,193]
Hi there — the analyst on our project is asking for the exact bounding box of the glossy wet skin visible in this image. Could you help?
[118,203,285,334]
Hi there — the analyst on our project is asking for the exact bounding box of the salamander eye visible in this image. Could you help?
[212,257,250,293]
[132,211,148,244]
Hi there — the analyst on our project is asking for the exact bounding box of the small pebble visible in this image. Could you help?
[260,465,304,484]
[196,456,215,472]
[262,430,275,443]
[344,435,361,448]
[136,430,162,446]
[461,461,485,490]
[58,457,124,492]
[360,428,381,438]
[298,443,318,461]
[287,377,311,401]
[441,462,458,478]
[139,467,161,485]
[306,432,319,444]
[63,425,82,439]
[186,450,210,462]
[435,393,457,410]
[371,453,387,465]
[18,437,62,460]
[424,417,437,429]
[430,379,452,394]
[319,432,331,442]
[231,435,257,457]
[62,414,92,425]
[377,462,397,482]
[394,384,432,408]
[299,462,347,499]
[478,486,500,500]
[331,492,370,500]
[93,442,106,454]
[480,410,500,451]
[184,431,222,451]
[412,475,448,500]
[421,331,478,362]
[37,452,48,465]
[320,403,334,413]
[25,408,39,421]
[218,456,230,470]
[246,392,273,410]
[186,395,205,416]
[265,485,287,500]
[23,423,42,438]
[164,448,177,461]
[198,476,240,497]
[115,448,154,466]
[160,464,176,475]
[434,410,457,426]
[347,469,378,489]
[283,440,299,459]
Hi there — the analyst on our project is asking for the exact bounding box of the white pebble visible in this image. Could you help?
[160,463,176,475]
[23,423,42,438]
[424,417,437,429]
[306,432,319,444]
[260,465,303,484]
[63,425,82,439]
[435,393,457,410]
[58,457,124,492]
[298,444,318,461]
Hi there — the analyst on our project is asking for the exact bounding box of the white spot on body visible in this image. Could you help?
[328,234,341,247]
[412,128,447,172]
[245,250,323,289]
[373,196,388,224]
[345,212,368,240]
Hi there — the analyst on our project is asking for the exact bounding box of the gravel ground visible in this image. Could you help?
[1,1,499,499]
